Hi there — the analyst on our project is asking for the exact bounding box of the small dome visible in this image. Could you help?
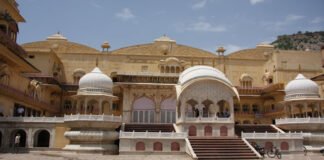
[46,32,67,41]
[178,65,232,86]
[78,67,113,95]
[285,74,320,100]
[154,35,176,43]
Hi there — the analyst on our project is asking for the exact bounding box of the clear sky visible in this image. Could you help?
[17,0,324,54]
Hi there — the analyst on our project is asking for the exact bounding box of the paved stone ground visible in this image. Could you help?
[0,151,323,160]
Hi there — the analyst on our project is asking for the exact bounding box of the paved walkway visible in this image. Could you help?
[0,151,323,160]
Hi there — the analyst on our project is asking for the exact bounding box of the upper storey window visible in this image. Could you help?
[240,73,253,88]
[160,57,185,74]
[73,69,86,84]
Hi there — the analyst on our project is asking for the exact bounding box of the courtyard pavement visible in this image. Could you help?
[0,151,323,160]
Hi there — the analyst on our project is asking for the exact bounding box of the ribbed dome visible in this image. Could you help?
[178,65,232,86]
[285,74,319,100]
[78,67,113,95]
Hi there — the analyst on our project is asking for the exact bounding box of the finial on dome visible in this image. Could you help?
[96,57,99,67]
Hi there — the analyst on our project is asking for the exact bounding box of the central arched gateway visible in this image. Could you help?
[132,96,155,123]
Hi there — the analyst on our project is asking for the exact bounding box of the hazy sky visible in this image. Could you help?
[17,0,324,54]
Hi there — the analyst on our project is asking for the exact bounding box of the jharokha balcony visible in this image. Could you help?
[0,83,59,113]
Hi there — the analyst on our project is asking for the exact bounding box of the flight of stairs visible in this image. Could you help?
[189,137,260,160]
[235,124,278,136]
[124,124,175,132]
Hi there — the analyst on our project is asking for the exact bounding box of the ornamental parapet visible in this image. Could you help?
[64,130,119,141]
[276,117,324,125]
[178,117,232,123]
[119,131,187,139]
[64,114,122,122]
[0,116,64,123]
[242,131,303,139]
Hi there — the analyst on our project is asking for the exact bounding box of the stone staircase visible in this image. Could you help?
[235,124,278,136]
[189,137,260,159]
[124,124,175,132]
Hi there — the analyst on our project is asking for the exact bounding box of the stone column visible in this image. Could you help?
[27,128,33,148]
[76,100,80,114]
[99,98,103,114]
[303,103,308,117]
[180,97,187,122]
[84,97,88,114]
[109,99,113,115]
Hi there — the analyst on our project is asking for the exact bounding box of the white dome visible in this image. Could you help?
[285,74,319,100]
[178,65,232,86]
[78,67,113,95]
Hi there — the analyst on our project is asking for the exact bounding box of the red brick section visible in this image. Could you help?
[124,124,175,132]
[189,137,260,160]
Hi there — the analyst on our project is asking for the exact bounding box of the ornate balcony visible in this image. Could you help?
[0,83,59,113]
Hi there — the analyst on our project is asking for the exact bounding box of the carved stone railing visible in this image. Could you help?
[182,117,232,123]
[64,114,122,122]
[119,131,187,139]
[64,130,119,141]
[242,131,303,139]
[276,117,324,125]
[0,116,64,123]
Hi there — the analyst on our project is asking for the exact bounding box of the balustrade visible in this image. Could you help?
[119,130,187,139]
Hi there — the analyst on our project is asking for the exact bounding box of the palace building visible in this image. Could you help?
[1,0,324,159]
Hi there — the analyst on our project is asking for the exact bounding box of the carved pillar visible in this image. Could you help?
[109,99,113,115]
[84,97,88,114]
[99,98,103,114]
[303,103,307,117]
[76,100,80,114]
[229,98,234,120]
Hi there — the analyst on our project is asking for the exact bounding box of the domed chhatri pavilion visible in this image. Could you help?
[1,1,324,159]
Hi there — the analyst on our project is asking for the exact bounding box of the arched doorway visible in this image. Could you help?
[188,125,197,136]
[11,129,27,147]
[265,141,273,151]
[202,99,213,117]
[160,98,176,123]
[186,99,198,117]
[220,126,228,136]
[34,130,50,147]
[0,131,2,147]
[132,96,155,123]
[204,125,212,136]
[136,142,145,151]
[153,142,163,151]
[171,142,180,151]
[280,142,289,151]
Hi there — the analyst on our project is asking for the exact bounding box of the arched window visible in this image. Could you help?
[265,141,273,151]
[220,126,228,136]
[188,125,197,136]
[243,104,249,113]
[161,98,176,123]
[240,73,253,88]
[252,104,259,113]
[73,69,86,84]
[136,142,145,151]
[171,142,180,151]
[132,96,155,123]
[204,125,212,136]
[280,141,289,151]
[153,142,163,151]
